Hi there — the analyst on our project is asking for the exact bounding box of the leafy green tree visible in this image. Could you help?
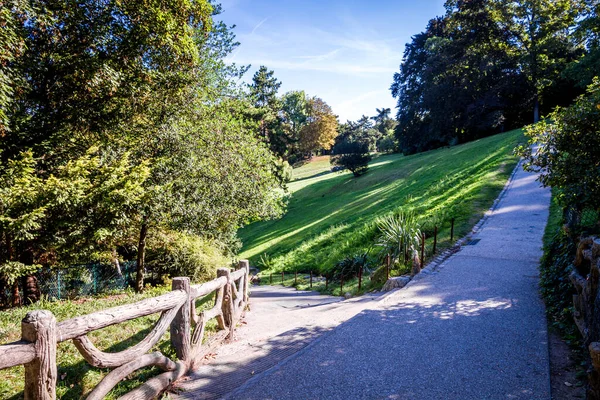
[509,0,585,122]
[371,108,396,134]
[517,78,600,212]
[0,0,288,295]
[331,140,372,177]
[0,149,150,303]
[280,90,309,157]
[247,66,289,157]
[565,0,600,89]
[249,66,282,108]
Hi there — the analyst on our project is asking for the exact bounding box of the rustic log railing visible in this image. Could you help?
[0,260,250,400]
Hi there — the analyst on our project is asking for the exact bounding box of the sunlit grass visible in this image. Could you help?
[239,130,524,278]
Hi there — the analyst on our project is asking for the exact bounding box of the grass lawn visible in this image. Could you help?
[0,283,219,400]
[239,129,525,278]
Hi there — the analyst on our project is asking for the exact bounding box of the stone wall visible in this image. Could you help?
[571,236,600,399]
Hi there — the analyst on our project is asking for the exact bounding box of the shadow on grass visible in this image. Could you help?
[240,139,518,273]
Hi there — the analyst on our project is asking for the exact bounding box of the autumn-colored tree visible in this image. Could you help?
[298,97,339,156]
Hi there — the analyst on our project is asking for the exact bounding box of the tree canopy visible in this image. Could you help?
[391,0,590,154]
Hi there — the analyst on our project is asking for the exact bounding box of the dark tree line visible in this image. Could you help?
[391,0,600,155]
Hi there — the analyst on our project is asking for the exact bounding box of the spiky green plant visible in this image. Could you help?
[375,210,421,265]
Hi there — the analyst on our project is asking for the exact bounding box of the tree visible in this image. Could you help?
[371,108,396,134]
[331,140,372,177]
[249,66,282,108]
[0,149,150,304]
[298,97,338,156]
[516,78,600,213]
[0,0,288,295]
[390,0,584,154]
[565,0,600,89]
[280,90,309,157]
[509,0,585,122]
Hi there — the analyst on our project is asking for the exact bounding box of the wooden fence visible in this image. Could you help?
[0,261,250,400]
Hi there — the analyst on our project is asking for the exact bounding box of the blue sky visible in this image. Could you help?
[217,0,446,122]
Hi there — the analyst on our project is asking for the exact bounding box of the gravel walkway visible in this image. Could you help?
[176,164,552,399]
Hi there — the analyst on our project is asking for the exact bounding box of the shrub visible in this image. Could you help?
[517,78,600,214]
[146,230,229,283]
[377,135,397,153]
[375,211,422,265]
[331,253,370,281]
[330,140,372,177]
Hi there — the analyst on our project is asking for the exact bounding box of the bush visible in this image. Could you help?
[330,141,372,177]
[517,78,600,213]
[146,230,229,283]
[330,253,370,281]
[377,135,397,153]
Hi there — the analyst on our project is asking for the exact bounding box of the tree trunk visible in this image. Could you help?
[533,93,540,123]
[112,249,122,277]
[23,275,40,305]
[135,221,148,293]
[6,234,21,307]
[12,280,21,307]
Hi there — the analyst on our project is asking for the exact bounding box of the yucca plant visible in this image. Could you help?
[375,210,422,266]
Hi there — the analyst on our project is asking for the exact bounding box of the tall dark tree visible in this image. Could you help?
[391,0,586,154]
[249,66,282,108]
[565,0,600,89]
[509,0,585,122]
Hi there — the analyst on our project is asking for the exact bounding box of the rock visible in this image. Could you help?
[344,292,352,299]
[382,276,411,292]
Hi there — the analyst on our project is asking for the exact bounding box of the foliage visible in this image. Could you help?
[375,211,422,265]
[145,230,229,283]
[330,141,372,177]
[298,97,339,156]
[0,261,40,285]
[391,0,585,154]
[517,79,600,212]
[539,195,579,338]
[249,66,282,108]
[331,253,370,282]
[0,149,150,267]
[0,0,290,294]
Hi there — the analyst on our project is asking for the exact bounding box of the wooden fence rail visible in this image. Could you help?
[0,260,250,400]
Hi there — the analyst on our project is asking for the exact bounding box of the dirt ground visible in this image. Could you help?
[549,330,586,399]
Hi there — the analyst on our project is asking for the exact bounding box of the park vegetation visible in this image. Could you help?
[392,0,600,154]
[0,0,294,303]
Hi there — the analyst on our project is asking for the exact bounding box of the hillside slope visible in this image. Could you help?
[239,130,524,273]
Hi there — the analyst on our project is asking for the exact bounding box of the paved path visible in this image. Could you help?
[177,165,552,399]
[173,286,386,399]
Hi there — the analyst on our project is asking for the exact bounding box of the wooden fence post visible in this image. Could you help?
[310,271,313,289]
[433,226,438,254]
[420,233,426,269]
[217,268,235,340]
[386,254,390,281]
[451,218,455,241]
[238,260,250,304]
[170,278,191,364]
[22,310,57,400]
[358,266,362,291]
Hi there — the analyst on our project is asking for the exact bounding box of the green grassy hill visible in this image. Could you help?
[239,130,524,273]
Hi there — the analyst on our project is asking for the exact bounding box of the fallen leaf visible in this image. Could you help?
[564,382,573,387]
